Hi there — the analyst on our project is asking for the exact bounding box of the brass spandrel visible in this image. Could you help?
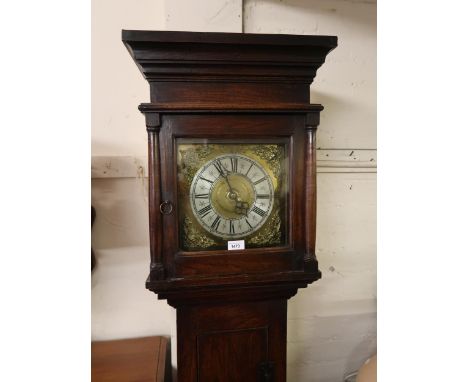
[248,208,282,246]
[182,216,216,250]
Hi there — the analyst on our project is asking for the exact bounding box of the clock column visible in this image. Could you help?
[304,112,321,273]
[145,111,165,281]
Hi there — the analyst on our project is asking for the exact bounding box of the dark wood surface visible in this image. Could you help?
[122,30,337,105]
[304,113,320,272]
[177,300,287,382]
[123,30,337,381]
[91,336,169,382]
[146,113,165,281]
[91,206,96,271]
[122,29,337,46]
[157,113,307,280]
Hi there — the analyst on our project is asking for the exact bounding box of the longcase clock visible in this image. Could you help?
[123,30,337,382]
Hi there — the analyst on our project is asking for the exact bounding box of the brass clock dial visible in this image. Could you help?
[177,141,288,251]
[190,154,274,239]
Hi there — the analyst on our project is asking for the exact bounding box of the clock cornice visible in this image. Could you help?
[123,30,337,105]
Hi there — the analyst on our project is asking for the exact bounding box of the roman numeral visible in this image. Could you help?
[211,215,221,231]
[230,157,238,172]
[252,205,266,217]
[200,176,214,184]
[195,193,209,199]
[245,218,253,229]
[213,160,224,175]
[256,194,270,199]
[253,177,266,185]
[198,204,212,218]
[229,220,235,234]
[245,163,254,176]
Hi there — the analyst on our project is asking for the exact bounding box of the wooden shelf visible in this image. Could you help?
[92,336,169,382]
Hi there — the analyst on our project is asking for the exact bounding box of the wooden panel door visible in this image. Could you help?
[198,328,267,381]
[177,300,287,381]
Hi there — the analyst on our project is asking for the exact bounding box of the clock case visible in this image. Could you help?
[123,30,337,381]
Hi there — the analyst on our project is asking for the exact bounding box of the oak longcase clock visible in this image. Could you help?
[123,30,337,382]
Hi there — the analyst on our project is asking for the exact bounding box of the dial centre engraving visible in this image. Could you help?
[211,173,255,220]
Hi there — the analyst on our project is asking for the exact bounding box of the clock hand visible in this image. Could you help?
[216,160,236,195]
[217,160,249,216]
[235,198,250,216]
[224,174,234,193]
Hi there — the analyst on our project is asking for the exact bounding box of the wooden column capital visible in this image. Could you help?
[141,110,161,132]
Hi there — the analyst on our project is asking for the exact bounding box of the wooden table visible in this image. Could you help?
[92,336,169,382]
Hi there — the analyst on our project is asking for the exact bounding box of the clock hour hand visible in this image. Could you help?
[215,160,235,194]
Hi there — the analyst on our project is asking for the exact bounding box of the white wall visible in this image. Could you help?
[91,0,175,347]
[92,1,376,381]
[242,2,377,381]
[165,0,242,32]
[91,0,165,156]
[244,0,376,150]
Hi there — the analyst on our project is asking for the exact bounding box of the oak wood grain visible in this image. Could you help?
[91,336,169,382]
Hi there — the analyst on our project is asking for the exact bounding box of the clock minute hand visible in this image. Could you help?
[216,160,235,193]
[216,160,248,216]
[224,173,234,193]
[222,164,250,216]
